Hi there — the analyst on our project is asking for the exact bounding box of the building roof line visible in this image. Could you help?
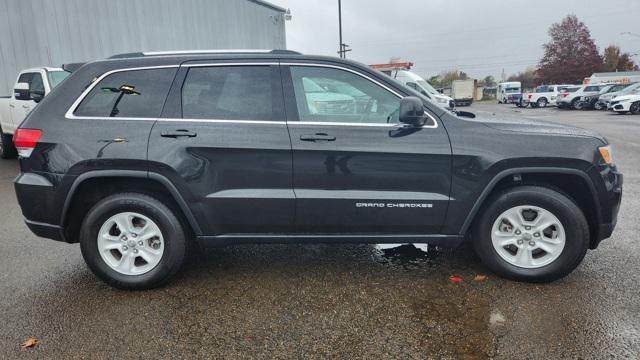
[248,0,286,13]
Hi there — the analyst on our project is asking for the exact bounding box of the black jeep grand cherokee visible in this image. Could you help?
[13,50,622,289]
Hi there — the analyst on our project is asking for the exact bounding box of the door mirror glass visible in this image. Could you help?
[14,82,30,101]
[399,96,425,126]
[30,90,45,103]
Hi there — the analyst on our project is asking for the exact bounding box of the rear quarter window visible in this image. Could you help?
[74,68,177,118]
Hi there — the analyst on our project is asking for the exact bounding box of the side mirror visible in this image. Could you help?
[399,96,425,126]
[14,82,30,101]
[449,100,456,110]
[30,90,45,103]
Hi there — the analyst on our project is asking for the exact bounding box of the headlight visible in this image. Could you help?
[436,97,448,104]
[599,145,614,165]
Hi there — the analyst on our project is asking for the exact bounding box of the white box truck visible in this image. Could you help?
[451,79,476,106]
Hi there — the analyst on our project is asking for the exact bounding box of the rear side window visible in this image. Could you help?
[181,66,282,121]
[74,68,177,118]
[584,86,600,92]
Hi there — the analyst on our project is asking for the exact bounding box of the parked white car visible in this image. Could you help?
[600,83,640,110]
[0,67,69,157]
[609,94,640,114]
[557,84,606,109]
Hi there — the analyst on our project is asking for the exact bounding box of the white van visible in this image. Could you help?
[386,70,454,108]
[497,81,522,104]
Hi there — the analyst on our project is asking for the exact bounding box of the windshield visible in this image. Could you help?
[621,83,640,93]
[566,87,580,93]
[504,87,520,93]
[47,70,70,89]
[416,80,440,95]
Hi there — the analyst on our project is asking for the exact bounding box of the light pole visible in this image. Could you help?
[337,0,351,58]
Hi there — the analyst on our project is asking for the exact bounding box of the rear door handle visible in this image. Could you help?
[300,133,336,142]
[22,105,31,109]
[161,129,197,138]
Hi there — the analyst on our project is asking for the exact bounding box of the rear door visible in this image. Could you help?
[282,63,452,234]
[148,61,293,235]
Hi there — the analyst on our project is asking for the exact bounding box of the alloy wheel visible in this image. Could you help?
[97,212,165,275]
[491,205,566,269]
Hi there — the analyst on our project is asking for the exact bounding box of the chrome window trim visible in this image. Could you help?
[65,62,438,129]
[65,65,180,120]
[281,62,438,129]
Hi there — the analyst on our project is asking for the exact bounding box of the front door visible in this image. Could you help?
[283,64,452,234]
[9,72,40,131]
[148,62,293,235]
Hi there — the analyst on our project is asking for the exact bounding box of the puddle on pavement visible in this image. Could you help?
[410,286,496,359]
[372,243,444,270]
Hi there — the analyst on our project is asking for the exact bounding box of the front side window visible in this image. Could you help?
[181,66,280,121]
[17,72,44,95]
[75,68,176,118]
[290,66,401,124]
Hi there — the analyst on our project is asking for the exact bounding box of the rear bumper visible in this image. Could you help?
[15,172,66,241]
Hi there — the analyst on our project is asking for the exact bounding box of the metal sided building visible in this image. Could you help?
[0,0,287,95]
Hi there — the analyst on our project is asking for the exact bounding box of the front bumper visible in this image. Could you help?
[611,101,633,112]
[591,167,623,248]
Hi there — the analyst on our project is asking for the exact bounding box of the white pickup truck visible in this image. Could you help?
[521,84,572,108]
[0,67,69,158]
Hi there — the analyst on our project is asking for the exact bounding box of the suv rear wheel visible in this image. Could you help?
[0,127,17,159]
[80,193,187,289]
[473,186,589,282]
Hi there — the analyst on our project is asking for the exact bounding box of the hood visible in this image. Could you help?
[612,94,640,102]
[471,111,605,142]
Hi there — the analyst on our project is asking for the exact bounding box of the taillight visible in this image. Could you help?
[528,94,532,99]
[13,129,42,158]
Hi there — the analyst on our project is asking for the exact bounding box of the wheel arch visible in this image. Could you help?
[459,167,602,246]
[61,170,202,243]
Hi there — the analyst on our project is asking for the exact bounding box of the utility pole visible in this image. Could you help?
[337,0,351,58]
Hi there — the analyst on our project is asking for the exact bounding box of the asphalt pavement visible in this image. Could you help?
[0,103,638,359]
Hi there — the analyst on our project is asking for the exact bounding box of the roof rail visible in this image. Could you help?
[108,49,301,59]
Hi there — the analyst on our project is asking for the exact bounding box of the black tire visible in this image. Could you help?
[630,101,640,115]
[594,102,604,111]
[0,127,17,159]
[473,186,589,282]
[530,102,539,108]
[80,193,187,290]
[571,98,580,109]
[537,98,548,108]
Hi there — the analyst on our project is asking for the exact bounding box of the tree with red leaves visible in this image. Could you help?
[537,15,603,84]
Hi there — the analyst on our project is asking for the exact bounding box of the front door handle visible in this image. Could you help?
[161,129,197,138]
[300,133,336,142]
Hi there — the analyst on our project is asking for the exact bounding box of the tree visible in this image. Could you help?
[479,75,496,87]
[603,45,639,72]
[428,75,442,88]
[507,67,537,90]
[439,70,469,88]
[537,15,603,84]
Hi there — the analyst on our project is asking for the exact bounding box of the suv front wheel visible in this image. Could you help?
[80,193,187,289]
[473,186,589,282]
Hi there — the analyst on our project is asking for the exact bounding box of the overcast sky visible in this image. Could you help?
[272,0,640,81]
